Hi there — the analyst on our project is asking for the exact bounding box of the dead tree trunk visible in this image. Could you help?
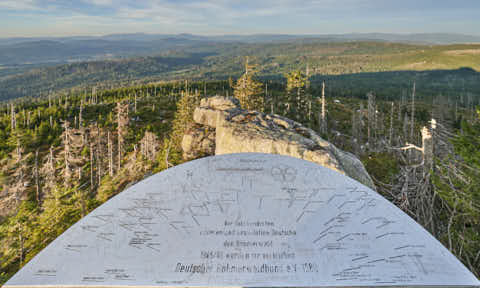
[351,109,360,156]
[35,149,40,204]
[134,93,137,113]
[320,81,326,134]
[49,146,55,171]
[18,228,24,268]
[389,102,394,146]
[403,112,409,141]
[108,131,113,177]
[11,104,16,130]
[410,81,416,142]
[116,102,129,172]
[63,121,72,185]
[422,120,435,175]
[96,125,102,183]
[90,142,94,193]
[367,92,376,150]
[79,99,83,128]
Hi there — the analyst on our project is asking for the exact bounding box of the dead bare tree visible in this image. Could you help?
[140,131,159,161]
[320,81,327,134]
[134,93,137,113]
[48,146,55,171]
[389,102,394,146]
[108,131,113,177]
[116,102,129,171]
[90,142,94,193]
[62,121,72,185]
[11,104,16,130]
[410,81,416,143]
[367,92,376,150]
[34,150,40,204]
[79,99,83,128]
[96,124,103,183]
[351,108,360,156]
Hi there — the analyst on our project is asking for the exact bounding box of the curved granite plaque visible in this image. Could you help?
[5,153,480,287]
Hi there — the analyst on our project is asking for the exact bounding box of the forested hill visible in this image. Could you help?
[2,32,480,65]
[1,41,480,101]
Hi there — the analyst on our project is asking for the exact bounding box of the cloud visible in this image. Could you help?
[83,0,114,6]
[0,0,40,11]
[1,0,479,37]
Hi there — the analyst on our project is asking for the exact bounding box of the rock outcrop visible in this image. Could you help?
[182,96,375,189]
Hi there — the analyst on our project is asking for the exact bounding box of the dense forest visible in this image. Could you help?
[0,42,479,285]
[2,42,480,102]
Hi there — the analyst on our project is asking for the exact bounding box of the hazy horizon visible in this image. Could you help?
[2,0,480,38]
[2,31,480,40]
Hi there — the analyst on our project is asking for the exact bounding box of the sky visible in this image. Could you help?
[1,0,480,38]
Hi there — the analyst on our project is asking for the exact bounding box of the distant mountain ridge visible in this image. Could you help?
[2,32,480,45]
[330,33,480,44]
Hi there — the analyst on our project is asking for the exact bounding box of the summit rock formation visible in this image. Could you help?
[182,96,375,189]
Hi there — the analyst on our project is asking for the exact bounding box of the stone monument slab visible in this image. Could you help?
[4,153,480,287]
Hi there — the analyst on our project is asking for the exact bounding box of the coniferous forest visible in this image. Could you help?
[0,45,479,284]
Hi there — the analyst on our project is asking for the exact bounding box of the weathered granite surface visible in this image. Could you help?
[182,96,375,189]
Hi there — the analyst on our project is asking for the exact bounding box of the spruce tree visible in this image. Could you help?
[171,90,198,148]
[285,70,309,122]
[234,57,263,111]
